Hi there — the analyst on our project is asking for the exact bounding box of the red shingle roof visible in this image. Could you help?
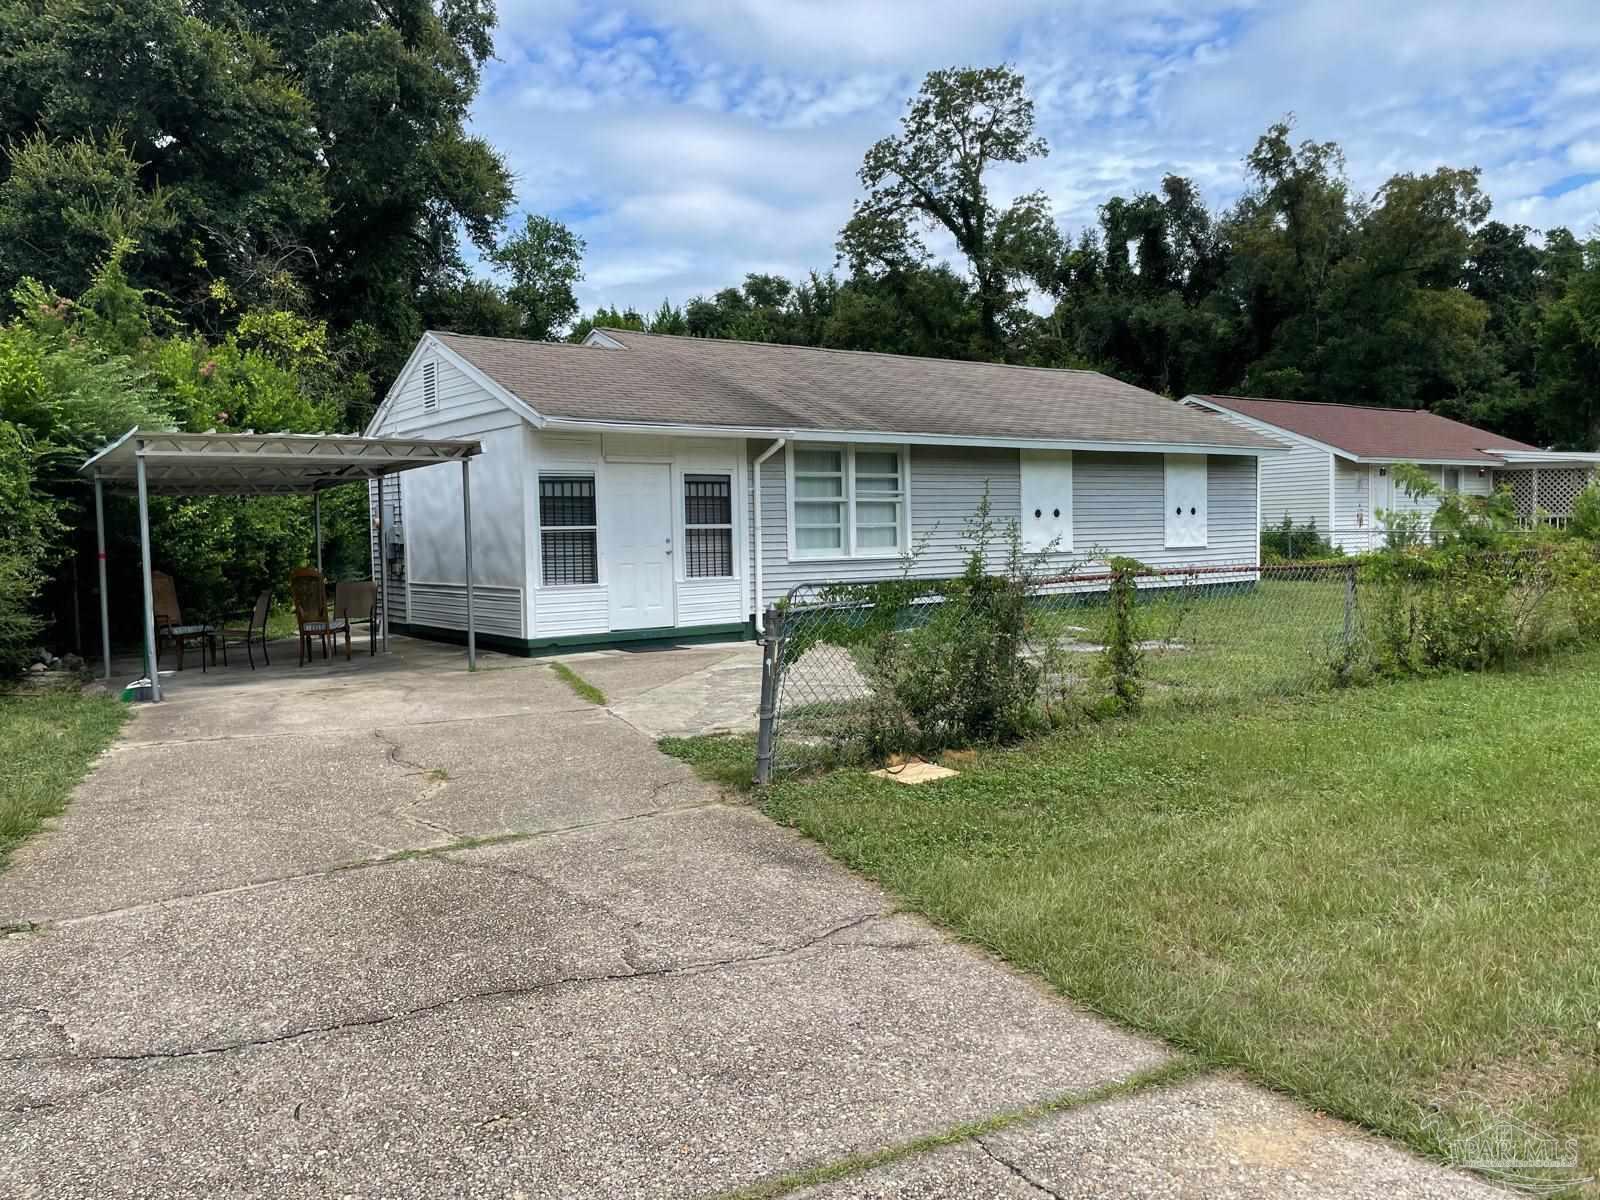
[1189,396,1538,463]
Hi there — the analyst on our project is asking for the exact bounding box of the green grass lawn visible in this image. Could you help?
[0,690,127,873]
[667,650,1600,1189]
[1032,574,1357,709]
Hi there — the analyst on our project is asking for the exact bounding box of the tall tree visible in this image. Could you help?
[1537,238,1600,449]
[491,214,586,341]
[0,0,513,387]
[838,66,1061,356]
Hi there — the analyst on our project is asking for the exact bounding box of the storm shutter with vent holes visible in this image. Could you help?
[421,360,438,413]
[539,476,597,584]
[684,474,733,577]
[1019,450,1073,552]
[1164,454,1208,548]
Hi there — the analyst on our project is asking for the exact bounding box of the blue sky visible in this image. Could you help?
[470,0,1600,318]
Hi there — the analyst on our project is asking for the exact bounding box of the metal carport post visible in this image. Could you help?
[462,456,475,670]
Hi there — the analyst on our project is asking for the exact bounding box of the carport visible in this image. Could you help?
[80,428,483,701]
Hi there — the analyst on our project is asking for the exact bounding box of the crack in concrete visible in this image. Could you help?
[2,911,896,1072]
[9,800,734,935]
[973,1135,1069,1199]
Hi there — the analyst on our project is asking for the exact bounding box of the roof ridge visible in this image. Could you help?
[597,327,1116,381]
[1198,394,1436,413]
[429,330,594,349]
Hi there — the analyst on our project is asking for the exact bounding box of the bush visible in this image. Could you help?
[781,491,1064,758]
[0,553,42,678]
[1361,541,1596,677]
[1096,557,1144,714]
[1261,514,1340,561]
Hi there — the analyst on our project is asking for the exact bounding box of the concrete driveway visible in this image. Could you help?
[0,640,1500,1198]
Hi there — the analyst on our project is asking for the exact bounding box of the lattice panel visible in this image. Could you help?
[1497,470,1536,515]
[1537,468,1593,517]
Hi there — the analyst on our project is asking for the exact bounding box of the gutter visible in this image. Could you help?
[751,438,786,623]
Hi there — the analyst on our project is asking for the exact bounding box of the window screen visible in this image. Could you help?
[540,476,597,585]
[684,474,733,578]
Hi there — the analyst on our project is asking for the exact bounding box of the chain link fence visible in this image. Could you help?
[754,562,1365,780]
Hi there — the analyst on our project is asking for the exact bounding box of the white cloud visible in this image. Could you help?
[470,0,1600,318]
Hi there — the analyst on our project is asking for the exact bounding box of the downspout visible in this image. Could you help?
[751,438,786,622]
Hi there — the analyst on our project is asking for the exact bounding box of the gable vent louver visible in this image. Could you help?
[421,360,439,413]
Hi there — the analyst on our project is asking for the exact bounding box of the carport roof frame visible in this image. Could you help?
[81,428,482,496]
[82,427,485,701]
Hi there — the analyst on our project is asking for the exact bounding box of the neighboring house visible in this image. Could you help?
[1181,395,1600,553]
[364,329,1283,652]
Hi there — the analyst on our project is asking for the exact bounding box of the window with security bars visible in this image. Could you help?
[684,474,733,578]
[540,476,597,585]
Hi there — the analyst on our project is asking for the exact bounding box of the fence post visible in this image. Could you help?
[754,604,784,785]
[1342,564,1357,644]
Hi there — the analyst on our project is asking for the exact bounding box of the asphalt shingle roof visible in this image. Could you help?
[432,329,1281,452]
[1190,395,1539,463]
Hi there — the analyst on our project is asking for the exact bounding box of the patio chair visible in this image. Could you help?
[289,568,350,665]
[151,570,216,672]
[333,580,380,656]
[218,589,273,670]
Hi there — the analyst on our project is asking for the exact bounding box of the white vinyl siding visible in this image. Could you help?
[1185,400,1332,534]
[368,354,528,637]
[527,431,748,639]
[1164,454,1208,547]
[408,582,522,637]
[754,444,1257,607]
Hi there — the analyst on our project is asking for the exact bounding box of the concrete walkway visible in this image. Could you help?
[0,640,1499,1198]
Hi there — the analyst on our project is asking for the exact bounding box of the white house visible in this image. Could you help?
[363,330,1283,652]
[1182,394,1600,552]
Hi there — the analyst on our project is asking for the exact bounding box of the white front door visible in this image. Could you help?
[1372,466,1395,525]
[606,463,675,631]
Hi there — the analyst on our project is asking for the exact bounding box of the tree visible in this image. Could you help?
[568,304,646,343]
[418,276,523,339]
[0,0,514,387]
[838,66,1061,356]
[1537,238,1600,449]
[491,215,586,341]
[0,131,175,301]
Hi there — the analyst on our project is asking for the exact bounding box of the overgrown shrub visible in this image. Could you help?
[780,491,1070,758]
[1360,466,1596,675]
[1262,514,1340,561]
[1095,557,1144,715]
[1570,480,1600,541]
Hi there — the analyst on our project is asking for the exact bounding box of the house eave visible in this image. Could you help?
[539,416,1286,457]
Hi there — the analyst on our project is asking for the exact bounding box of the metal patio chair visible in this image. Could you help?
[218,589,273,669]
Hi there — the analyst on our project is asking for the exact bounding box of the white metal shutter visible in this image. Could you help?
[1020,450,1072,552]
[1164,454,1208,548]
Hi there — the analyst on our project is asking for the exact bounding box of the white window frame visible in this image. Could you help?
[682,472,735,579]
[785,443,910,560]
[537,472,599,588]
